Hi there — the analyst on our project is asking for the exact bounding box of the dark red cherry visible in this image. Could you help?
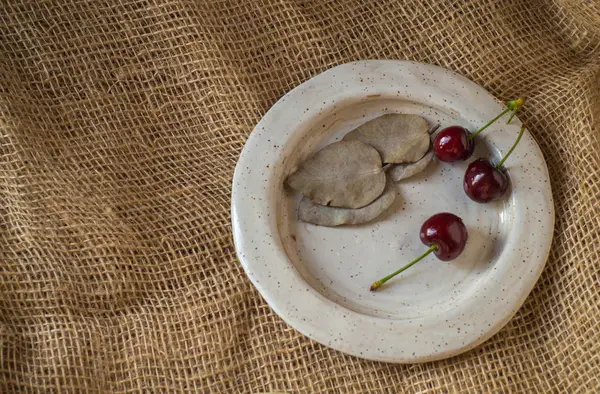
[433,126,474,162]
[463,159,508,203]
[419,212,468,261]
[370,212,468,291]
[463,126,525,204]
[433,98,525,163]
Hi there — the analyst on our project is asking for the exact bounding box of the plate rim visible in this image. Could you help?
[231,60,555,363]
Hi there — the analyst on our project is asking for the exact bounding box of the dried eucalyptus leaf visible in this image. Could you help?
[286,140,386,209]
[427,123,441,135]
[298,179,396,227]
[389,149,434,182]
[343,114,430,163]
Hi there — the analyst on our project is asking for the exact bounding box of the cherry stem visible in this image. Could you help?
[496,126,525,169]
[370,245,438,291]
[467,98,525,141]
[506,109,517,125]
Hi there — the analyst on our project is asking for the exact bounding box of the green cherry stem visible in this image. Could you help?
[370,245,438,291]
[506,109,518,125]
[467,98,525,141]
[496,126,526,169]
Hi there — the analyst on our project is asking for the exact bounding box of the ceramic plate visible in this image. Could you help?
[231,60,554,363]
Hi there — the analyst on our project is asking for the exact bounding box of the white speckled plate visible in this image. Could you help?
[231,60,554,363]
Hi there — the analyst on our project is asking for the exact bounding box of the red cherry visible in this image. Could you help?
[463,126,525,204]
[432,126,474,162]
[370,213,468,291]
[433,98,524,163]
[419,212,468,261]
[463,159,508,203]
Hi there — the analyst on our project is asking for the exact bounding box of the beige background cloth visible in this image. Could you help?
[1,0,599,392]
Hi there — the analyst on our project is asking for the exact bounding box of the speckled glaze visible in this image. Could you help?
[231,61,554,363]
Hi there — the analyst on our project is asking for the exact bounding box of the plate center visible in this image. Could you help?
[279,99,511,319]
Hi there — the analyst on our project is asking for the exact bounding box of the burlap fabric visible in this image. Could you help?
[1,0,599,392]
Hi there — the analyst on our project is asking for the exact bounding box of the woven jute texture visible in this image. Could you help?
[1,0,599,392]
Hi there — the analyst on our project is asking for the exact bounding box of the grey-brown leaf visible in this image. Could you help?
[286,140,386,209]
[343,114,430,163]
[389,149,434,182]
[298,179,396,226]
